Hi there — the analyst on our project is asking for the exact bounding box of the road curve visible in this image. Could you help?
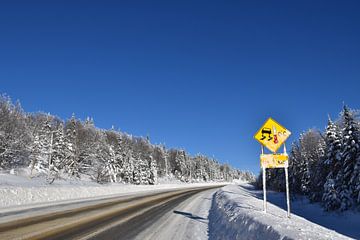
[132,188,217,240]
[0,185,223,240]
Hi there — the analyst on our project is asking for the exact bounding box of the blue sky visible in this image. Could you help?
[1,1,359,174]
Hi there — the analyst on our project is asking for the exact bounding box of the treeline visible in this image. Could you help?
[0,94,254,184]
[256,105,360,211]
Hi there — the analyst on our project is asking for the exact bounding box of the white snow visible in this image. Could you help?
[209,183,355,240]
[3,172,358,240]
[0,172,226,212]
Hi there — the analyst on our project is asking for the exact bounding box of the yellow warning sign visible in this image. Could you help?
[254,118,291,153]
[260,154,289,168]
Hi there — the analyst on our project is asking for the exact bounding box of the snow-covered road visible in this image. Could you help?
[2,172,357,240]
[0,186,220,240]
[134,188,216,240]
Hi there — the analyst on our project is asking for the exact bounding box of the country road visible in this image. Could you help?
[0,185,222,240]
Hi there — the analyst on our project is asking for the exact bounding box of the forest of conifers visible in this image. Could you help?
[0,94,254,185]
[257,106,360,211]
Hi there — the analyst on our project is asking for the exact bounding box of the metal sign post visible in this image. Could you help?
[284,143,291,218]
[261,145,267,213]
[285,167,290,218]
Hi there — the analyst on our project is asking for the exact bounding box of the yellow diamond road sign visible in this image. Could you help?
[254,118,291,153]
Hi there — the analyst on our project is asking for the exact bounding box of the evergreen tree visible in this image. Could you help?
[113,134,124,182]
[29,116,52,176]
[148,156,158,185]
[49,124,66,181]
[0,97,30,169]
[64,114,79,177]
[123,150,134,183]
[132,152,141,185]
[288,142,302,194]
[336,106,360,210]
[0,94,252,186]
[106,146,117,183]
[322,117,343,209]
[139,157,149,184]
[323,178,341,210]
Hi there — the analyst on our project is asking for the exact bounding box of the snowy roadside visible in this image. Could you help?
[0,173,227,212]
[208,183,353,240]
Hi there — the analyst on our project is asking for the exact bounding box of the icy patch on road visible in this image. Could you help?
[208,184,351,240]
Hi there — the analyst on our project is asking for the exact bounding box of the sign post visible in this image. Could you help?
[284,143,291,218]
[285,165,290,217]
[254,117,291,218]
[261,145,267,213]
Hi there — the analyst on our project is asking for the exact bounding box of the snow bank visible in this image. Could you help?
[208,184,351,240]
[0,173,226,211]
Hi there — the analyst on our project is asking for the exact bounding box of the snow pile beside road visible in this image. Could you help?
[209,184,351,240]
[0,173,225,210]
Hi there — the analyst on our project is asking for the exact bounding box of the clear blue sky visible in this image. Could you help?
[1,1,359,174]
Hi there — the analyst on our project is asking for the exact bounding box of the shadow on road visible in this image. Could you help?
[173,210,207,223]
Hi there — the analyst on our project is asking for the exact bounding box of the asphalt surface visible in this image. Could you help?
[0,185,222,240]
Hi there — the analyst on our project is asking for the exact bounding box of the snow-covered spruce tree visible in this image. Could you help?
[213,161,223,181]
[48,123,66,181]
[106,146,117,183]
[122,149,134,183]
[139,157,149,185]
[113,134,125,182]
[152,145,168,177]
[170,149,187,181]
[29,134,42,175]
[63,114,79,178]
[132,152,142,185]
[133,137,155,184]
[295,130,325,197]
[89,130,113,184]
[335,106,360,210]
[201,156,210,182]
[104,130,123,183]
[285,130,325,200]
[148,156,158,185]
[322,117,343,210]
[76,119,97,176]
[0,96,31,169]
[193,155,204,181]
[29,116,52,176]
[288,141,302,194]
[323,178,341,210]
[163,147,170,177]
[196,154,213,181]
[306,132,326,202]
[220,164,231,182]
[207,159,215,181]
[293,134,310,195]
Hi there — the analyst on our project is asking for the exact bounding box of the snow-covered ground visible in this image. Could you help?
[209,183,357,240]
[3,171,357,240]
[0,172,226,212]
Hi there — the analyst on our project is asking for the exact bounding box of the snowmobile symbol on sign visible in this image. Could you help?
[254,118,291,153]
